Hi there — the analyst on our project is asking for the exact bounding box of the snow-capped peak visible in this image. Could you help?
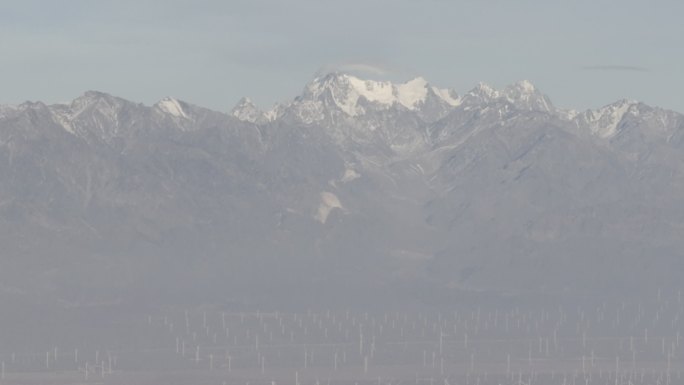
[67,91,121,114]
[231,97,268,124]
[17,100,49,111]
[509,79,536,93]
[155,97,188,119]
[460,83,500,107]
[502,80,553,112]
[470,82,499,98]
[235,96,254,106]
[460,80,553,112]
[302,73,459,117]
[580,99,639,138]
[468,82,500,99]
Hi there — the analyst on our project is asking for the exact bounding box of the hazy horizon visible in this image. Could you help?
[2,0,684,113]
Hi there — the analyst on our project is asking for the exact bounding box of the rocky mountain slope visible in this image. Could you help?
[1,73,683,306]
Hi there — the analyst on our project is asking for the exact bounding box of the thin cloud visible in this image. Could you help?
[582,65,650,72]
[317,63,391,77]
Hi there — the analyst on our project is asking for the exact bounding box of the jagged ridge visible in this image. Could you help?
[0,73,683,303]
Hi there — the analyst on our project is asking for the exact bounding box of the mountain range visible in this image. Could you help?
[1,73,683,306]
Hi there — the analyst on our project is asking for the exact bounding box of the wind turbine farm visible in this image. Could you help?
[2,290,684,385]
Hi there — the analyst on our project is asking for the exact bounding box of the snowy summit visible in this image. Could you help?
[301,73,461,116]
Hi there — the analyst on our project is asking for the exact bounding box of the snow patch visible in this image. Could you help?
[431,87,462,106]
[395,77,429,108]
[583,100,637,138]
[341,169,361,183]
[471,82,500,99]
[558,109,579,121]
[264,108,280,121]
[315,192,343,224]
[156,97,188,118]
[515,80,536,93]
[231,97,266,123]
[294,100,325,124]
[52,112,76,134]
[347,76,397,107]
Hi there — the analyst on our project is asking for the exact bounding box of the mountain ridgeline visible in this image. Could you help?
[1,73,684,306]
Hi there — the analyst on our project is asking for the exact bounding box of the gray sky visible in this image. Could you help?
[2,0,683,113]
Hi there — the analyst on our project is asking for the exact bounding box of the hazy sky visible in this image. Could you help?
[2,0,683,113]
